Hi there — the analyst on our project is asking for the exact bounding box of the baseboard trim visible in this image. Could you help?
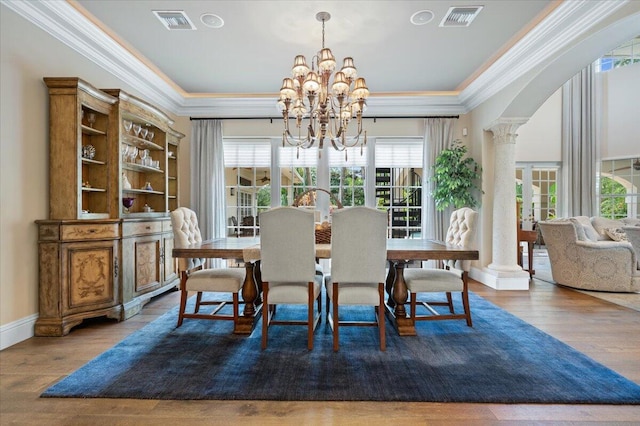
[0,313,38,350]
[470,266,530,290]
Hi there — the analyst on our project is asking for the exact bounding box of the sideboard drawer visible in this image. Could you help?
[162,220,173,233]
[60,223,119,241]
[123,221,163,237]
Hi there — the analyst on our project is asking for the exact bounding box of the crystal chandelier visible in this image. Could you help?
[278,12,369,158]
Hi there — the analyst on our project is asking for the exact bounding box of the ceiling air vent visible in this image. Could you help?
[439,6,483,27]
[152,10,196,30]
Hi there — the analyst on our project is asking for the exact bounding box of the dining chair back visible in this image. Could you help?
[170,207,245,328]
[259,207,322,350]
[327,206,388,351]
[404,207,478,328]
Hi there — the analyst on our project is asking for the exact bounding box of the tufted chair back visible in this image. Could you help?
[170,207,205,272]
[444,207,478,271]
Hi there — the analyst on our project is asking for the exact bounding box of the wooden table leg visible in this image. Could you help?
[234,260,262,334]
[527,241,535,278]
[384,260,417,336]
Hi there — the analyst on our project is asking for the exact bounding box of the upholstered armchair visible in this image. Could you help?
[622,225,640,272]
[403,207,478,327]
[539,220,640,292]
[327,206,388,351]
[259,207,323,350]
[170,207,245,327]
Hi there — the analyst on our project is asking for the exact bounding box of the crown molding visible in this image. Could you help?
[2,0,629,117]
[459,0,629,111]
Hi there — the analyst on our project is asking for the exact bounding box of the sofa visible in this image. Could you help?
[538,216,640,293]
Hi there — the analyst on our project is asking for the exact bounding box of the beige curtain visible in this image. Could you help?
[422,118,455,242]
[561,64,599,217]
[190,120,226,242]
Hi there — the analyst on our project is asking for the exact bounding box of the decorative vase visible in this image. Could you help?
[122,172,132,190]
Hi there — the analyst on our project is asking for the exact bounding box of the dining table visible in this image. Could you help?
[172,237,479,336]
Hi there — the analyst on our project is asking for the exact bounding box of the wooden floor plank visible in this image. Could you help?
[1,278,639,424]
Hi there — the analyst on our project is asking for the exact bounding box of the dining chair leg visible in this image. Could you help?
[177,272,188,327]
[446,292,454,313]
[332,282,340,352]
[307,282,314,350]
[378,283,386,351]
[462,272,473,327]
[261,282,269,350]
[410,292,417,326]
[195,291,203,313]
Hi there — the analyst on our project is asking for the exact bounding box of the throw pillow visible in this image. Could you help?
[569,218,588,241]
[573,216,600,241]
[605,227,627,242]
[591,217,623,240]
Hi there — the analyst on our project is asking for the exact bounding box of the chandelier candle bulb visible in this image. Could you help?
[278,11,369,158]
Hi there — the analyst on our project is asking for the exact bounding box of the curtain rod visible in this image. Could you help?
[189,115,459,122]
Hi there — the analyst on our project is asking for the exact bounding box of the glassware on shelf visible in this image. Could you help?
[147,130,154,141]
[140,127,148,140]
[87,113,96,128]
[121,145,130,162]
[122,197,135,214]
[127,146,138,163]
[133,123,142,137]
[123,119,133,135]
[82,144,96,159]
[139,149,150,166]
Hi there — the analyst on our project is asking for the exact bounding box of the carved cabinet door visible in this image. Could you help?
[60,240,119,314]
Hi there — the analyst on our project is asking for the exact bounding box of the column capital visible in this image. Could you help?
[485,118,529,145]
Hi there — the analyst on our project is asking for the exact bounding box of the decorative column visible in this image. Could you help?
[482,118,531,290]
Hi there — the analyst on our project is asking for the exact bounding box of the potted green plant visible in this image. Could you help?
[431,140,483,211]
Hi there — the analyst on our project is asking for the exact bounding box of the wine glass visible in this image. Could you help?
[147,130,154,141]
[122,197,135,214]
[133,123,142,138]
[123,119,133,135]
[139,149,149,166]
[128,146,138,163]
[121,145,130,162]
[87,113,96,128]
[140,128,148,140]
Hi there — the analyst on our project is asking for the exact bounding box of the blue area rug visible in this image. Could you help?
[42,293,640,403]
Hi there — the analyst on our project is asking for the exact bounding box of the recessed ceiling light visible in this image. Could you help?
[201,13,224,29]
[410,10,435,26]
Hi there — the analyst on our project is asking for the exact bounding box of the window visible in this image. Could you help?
[329,146,367,208]
[279,146,318,207]
[375,138,423,238]
[599,158,640,219]
[224,139,271,237]
[516,164,559,227]
[596,36,640,72]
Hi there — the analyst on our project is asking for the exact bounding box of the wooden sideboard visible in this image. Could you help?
[35,78,184,336]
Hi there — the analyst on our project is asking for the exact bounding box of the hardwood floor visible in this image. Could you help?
[1,278,639,425]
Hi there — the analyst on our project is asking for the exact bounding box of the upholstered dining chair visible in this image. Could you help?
[327,206,388,352]
[170,207,245,328]
[404,207,478,327]
[259,207,323,350]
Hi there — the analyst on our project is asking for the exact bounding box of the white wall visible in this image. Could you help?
[600,62,640,159]
[515,89,562,162]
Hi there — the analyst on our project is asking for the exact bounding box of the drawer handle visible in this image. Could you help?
[145,226,151,230]
[88,229,97,233]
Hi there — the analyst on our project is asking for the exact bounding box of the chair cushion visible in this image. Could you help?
[185,268,245,292]
[326,281,381,305]
[404,268,463,292]
[266,276,322,304]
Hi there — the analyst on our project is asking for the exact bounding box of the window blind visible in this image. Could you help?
[375,138,423,167]
[223,139,271,167]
